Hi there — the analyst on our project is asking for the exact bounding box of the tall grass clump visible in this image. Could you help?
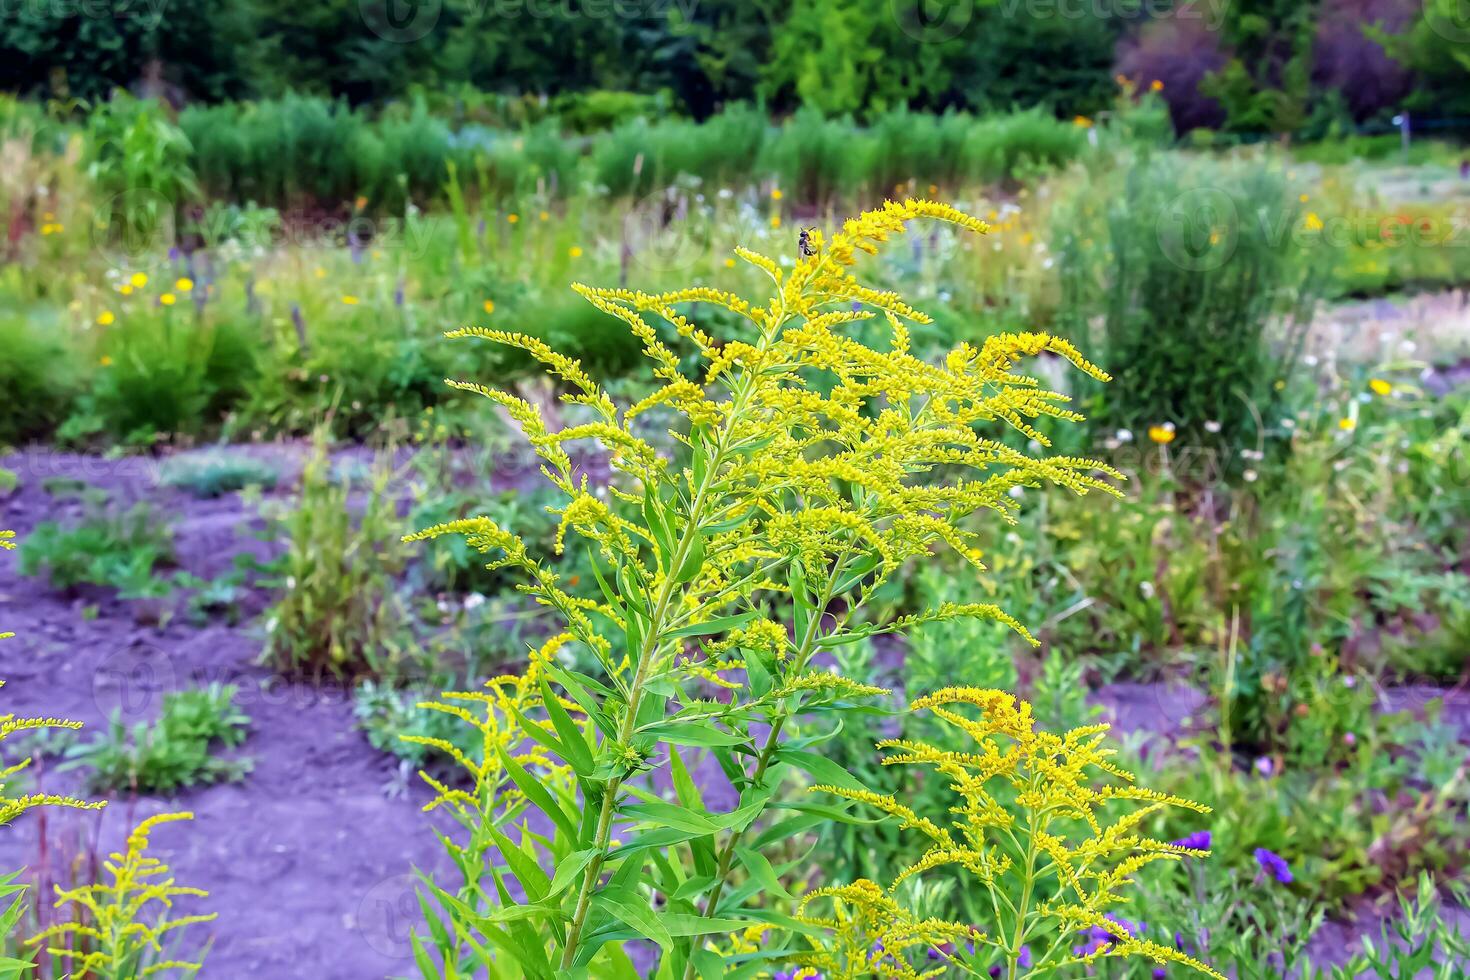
[401,199,1217,978]
[260,432,417,680]
[1055,152,1326,452]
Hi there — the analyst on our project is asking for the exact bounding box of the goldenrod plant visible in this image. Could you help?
[798,688,1222,979]
[2,529,103,825]
[406,200,1131,977]
[2,529,106,975]
[29,812,215,978]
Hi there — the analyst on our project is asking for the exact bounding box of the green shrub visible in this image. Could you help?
[67,301,258,446]
[158,453,279,499]
[1055,151,1327,452]
[0,308,77,445]
[18,502,174,596]
[63,684,251,795]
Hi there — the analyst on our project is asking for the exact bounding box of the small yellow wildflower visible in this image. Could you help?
[483,299,495,315]
[569,246,583,258]
[1299,194,1310,203]
[40,222,63,235]
[1151,79,1164,92]
[99,355,113,367]
[129,272,147,288]
[1148,423,1176,444]
[159,293,176,306]
[341,295,359,305]
[355,195,369,210]
[118,283,134,296]
[1339,416,1356,431]
[539,210,550,221]
[175,277,194,293]
[314,267,326,279]
[1369,378,1392,396]
[771,188,783,201]
[96,311,115,326]
[770,215,782,229]
[1074,115,1094,128]
[508,213,520,225]
[724,257,736,268]
[1304,212,1324,231]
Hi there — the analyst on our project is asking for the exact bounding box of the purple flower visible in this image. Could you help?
[1154,969,1168,978]
[1171,830,1212,851]
[928,941,955,960]
[1254,847,1293,884]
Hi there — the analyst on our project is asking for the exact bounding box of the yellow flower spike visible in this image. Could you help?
[28,812,213,974]
[805,689,1220,979]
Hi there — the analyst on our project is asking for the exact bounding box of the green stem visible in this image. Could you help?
[559,304,789,971]
[677,545,851,980]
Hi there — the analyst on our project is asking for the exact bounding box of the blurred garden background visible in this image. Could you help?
[1,0,1469,976]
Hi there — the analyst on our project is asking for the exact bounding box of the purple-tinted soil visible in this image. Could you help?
[1,446,1465,978]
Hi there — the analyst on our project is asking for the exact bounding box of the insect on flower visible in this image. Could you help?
[798,226,819,257]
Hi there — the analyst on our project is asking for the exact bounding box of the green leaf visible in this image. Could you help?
[540,676,594,776]
[735,846,791,901]
[640,717,746,747]
[548,847,600,897]
[666,611,758,640]
[774,747,866,791]
[620,799,721,836]
[496,744,579,842]
[596,887,673,949]
[674,531,706,584]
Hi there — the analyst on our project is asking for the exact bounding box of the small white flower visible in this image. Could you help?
[1139,580,1155,599]
[1008,485,1025,500]
[1243,469,1258,482]
[1204,420,1222,433]
[1116,428,1134,443]
[464,593,486,611]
